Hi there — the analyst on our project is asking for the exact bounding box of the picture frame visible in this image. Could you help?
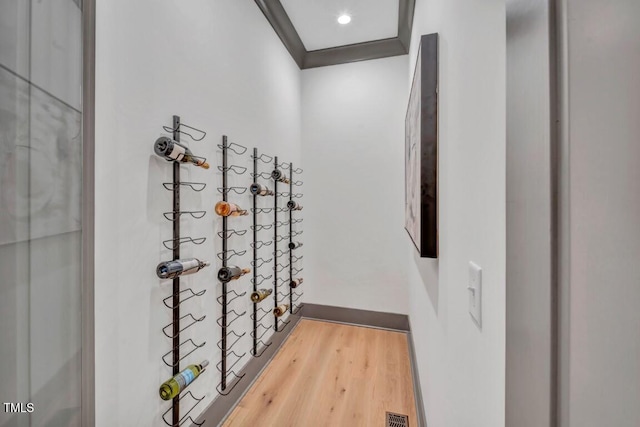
[405,33,438,258]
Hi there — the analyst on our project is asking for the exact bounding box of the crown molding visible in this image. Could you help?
[255,0,416,69]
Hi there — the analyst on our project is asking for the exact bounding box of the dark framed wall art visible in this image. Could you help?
[405,33,438,258]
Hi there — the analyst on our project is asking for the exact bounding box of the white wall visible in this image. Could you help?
[301,55,410,315]
[94,1,301,425]
[505,0,554,425]
[406,0,506,426]
[559,0,640,425]
[301,2,506,426]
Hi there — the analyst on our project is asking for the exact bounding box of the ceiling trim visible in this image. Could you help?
[255,0,416,69]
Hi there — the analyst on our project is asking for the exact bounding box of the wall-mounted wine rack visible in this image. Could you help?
[271,157,304,332]
[159,115,208,427]
[250,148,276,357]
[216,136,248,396]
[156,124,304,425]
[287,162,304,316]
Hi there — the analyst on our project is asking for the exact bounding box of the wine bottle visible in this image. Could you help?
[288,241,303,250]
[271,169,290,184]
[250,288,273,303]
[249,183,274,196]
[156,258,210,279]
[287,200,303,211]
[159,360,209,401]
[218,266,251,282]
[273,304,289,317]
[154,136,209,169]
[215,201,248,217]
[290,278,304,288]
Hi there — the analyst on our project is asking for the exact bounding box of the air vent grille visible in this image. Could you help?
[386,412,409,427]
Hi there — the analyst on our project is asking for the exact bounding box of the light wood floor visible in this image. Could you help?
[223,319,417,427]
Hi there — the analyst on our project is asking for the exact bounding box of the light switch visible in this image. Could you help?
[468,261,482,327]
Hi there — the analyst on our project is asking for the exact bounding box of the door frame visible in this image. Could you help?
[81,0,96,425]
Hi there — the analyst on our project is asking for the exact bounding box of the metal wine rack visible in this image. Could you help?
[271,157,304,332]
[287,162,304,315]
[216,136,248,396]
[250,148,276,357]
[159,115,208,427]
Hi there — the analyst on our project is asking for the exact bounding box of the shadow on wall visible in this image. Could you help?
[413,251,439,313]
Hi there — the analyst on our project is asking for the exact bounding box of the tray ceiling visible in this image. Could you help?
[279,0,399,51]
[254,0,416,69]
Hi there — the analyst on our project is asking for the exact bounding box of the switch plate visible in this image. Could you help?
[468,262,482,327]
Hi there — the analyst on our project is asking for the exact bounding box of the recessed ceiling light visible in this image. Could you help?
[337,14,351,25]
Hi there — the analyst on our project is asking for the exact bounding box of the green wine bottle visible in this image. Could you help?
[159,360,209,401]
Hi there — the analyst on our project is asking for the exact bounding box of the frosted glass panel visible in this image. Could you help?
[0,1,83,426]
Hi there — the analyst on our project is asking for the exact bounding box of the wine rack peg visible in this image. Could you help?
[251,240,273,249]
[251,307,272,322]
[251,153,274,164]
[216,309,247,328]
[251,222,274,231]
[252,274,273,286]
[216,370,245,396]
[162,288,206,310]
[216,141,248,155]
[217,330,245,353]
[292,292,303,303]
[217,228,248,239]
[216,249,247,261]
[161,338,206,368]
[217,164,247,175]
[162,313,206,339]
[162,236,206,251]
[252,171,273,180]
[251,326,271,342]
[162,122,207,142]
[252,207,275,214]
[163,210,207,221]
[217,351,246,374]
[252,340,272,357]
[251,257,273,268]
[216,289,246,306]
[163,181,207,192]
[217,186,248,195]
[161,391,206,426]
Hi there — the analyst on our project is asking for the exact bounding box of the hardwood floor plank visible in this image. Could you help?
[223,319,417,427]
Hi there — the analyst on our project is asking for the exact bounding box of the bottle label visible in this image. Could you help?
[168,143,186,161]
[176,368,196,391]
[180,259,200,273]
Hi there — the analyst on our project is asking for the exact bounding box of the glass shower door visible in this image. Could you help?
[0,1,83,426]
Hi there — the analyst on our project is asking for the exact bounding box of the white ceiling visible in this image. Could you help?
[279,0,399,51]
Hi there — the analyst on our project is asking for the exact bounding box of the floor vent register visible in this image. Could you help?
[386,412,409,427]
